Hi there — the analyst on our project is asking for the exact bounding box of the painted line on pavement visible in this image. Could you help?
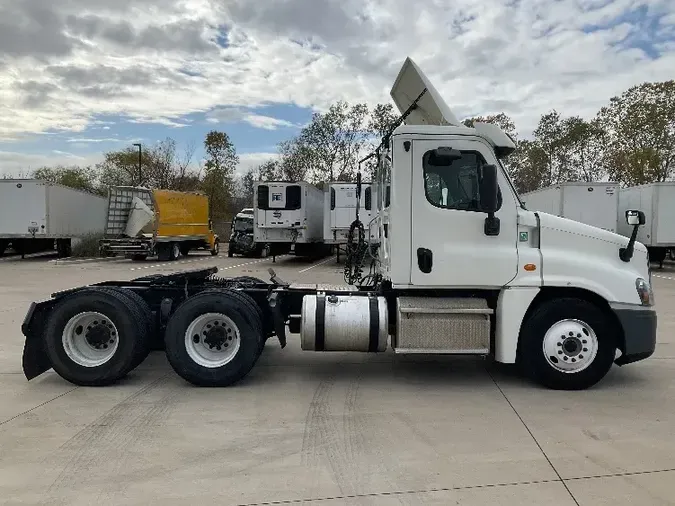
[298,256,337,274]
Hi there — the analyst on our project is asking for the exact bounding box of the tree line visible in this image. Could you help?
[10,79,674,221]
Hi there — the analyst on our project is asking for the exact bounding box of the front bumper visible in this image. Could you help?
[612,306,657,365]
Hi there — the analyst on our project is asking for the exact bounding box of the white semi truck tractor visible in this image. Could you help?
[20,57,656,391]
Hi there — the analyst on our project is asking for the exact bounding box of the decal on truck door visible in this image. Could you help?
[272,193,283,201]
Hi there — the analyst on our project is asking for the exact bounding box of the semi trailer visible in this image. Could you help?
[98,186,219,261]
[253,181,327,257]
[522,182,620,234]
[0,179,107,258]
[617,182,675,267]
[323,182,379,261]
[20,57,656,391]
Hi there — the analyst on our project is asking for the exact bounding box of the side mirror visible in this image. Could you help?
[620,210,646,262]
[479,164,499,214]
[626,210,645,226]
[429,147,462,166]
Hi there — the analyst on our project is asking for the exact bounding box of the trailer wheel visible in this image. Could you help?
[164,291,263,386]
[44,288,150,386]
[520,298,615,390]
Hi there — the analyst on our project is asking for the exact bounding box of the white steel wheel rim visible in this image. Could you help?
[62,311,120,367]
[543,319,599,373]
[214,242,219,254]
[173,243,180,258]
[185,312,241,368]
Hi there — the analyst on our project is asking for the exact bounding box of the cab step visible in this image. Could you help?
[394,297,493,354]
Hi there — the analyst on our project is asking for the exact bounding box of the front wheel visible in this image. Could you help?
[519,298,616,390]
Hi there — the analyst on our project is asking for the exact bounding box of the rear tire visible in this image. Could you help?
[170,242,181,261]
[519,297,615,390]
[211,240,220,256]
[104,287,157,359]
[164,290,263,386]
[44,288,149,386]
[157,243,170,261]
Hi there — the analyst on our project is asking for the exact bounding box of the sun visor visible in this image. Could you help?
[390,57,461,127]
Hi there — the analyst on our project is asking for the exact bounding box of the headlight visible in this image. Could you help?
[636,278,654,306]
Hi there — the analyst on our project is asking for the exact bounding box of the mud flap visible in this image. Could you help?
[21,302,53,380]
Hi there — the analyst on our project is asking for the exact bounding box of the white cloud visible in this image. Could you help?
[235,152,280,177]
[0,0,674,141]
[66,137,125,143]
[0,150,101,176]
[207,107,295,130]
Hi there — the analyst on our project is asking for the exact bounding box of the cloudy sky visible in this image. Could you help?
[1,0,674,177]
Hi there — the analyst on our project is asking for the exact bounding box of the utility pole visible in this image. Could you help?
[133,143,142,186]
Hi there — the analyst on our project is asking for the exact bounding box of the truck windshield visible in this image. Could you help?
[234,218,253,232]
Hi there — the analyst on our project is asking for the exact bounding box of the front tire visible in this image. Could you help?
[164,290,263,386]
[520,298,616,390]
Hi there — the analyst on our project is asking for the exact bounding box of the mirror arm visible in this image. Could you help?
[619,225,639,262]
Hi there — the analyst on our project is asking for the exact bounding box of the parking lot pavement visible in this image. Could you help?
[0,255,674,505]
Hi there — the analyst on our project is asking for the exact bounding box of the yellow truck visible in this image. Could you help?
[99,186,219,261]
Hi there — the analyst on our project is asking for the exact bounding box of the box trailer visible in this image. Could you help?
[522,182,620,233]
[99,186,219,261]
[617,182,675,265]
[20,57,657,393]
[0,179,107,258]
[253,181,327,257]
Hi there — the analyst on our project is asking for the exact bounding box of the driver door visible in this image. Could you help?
[410,139,518,288]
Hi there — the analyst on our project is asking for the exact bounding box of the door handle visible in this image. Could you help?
[417,248,433,274]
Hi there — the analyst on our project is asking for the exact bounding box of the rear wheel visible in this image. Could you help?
[520,298,615,390]
[170,242,181,261]
[44,288,149,386]
[211,240,220,256]
[164,290,263,386]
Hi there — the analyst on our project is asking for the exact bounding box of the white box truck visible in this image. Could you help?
[21,57,657,392]
[522,182,620,233]
[0,179,107,258]
[253,181,327,257]
[617,182,675,266]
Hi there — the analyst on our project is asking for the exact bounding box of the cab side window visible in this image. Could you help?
[423,150,501,212]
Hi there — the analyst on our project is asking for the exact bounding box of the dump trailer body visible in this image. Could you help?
[522,182,620,233]
[0,179,107,257]
[99,186,218,259]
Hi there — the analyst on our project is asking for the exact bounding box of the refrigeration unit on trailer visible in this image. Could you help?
[21,57,657,393]
[522,182,620,233]
[253,181,326,257]
[618,182,675,266]
[323,182,378,258]
[98,186,219,261]
[0,179,107,258]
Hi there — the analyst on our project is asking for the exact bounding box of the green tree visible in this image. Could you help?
[597,80,675,185]
[560,116,607,182]
[201,130,238,218]
[32,165,102,195]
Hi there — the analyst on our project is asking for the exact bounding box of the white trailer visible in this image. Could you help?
[522,182,620,233]
[0,179,107,258]
[617,182,675,266]
[323,182,378,247]
[253,181,326,257]
[22,57,657,392]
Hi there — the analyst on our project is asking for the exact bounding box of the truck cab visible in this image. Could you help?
[369,57,656,388]
[228,209,269,258]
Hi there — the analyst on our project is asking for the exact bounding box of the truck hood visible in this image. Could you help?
[537,211,646,254]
